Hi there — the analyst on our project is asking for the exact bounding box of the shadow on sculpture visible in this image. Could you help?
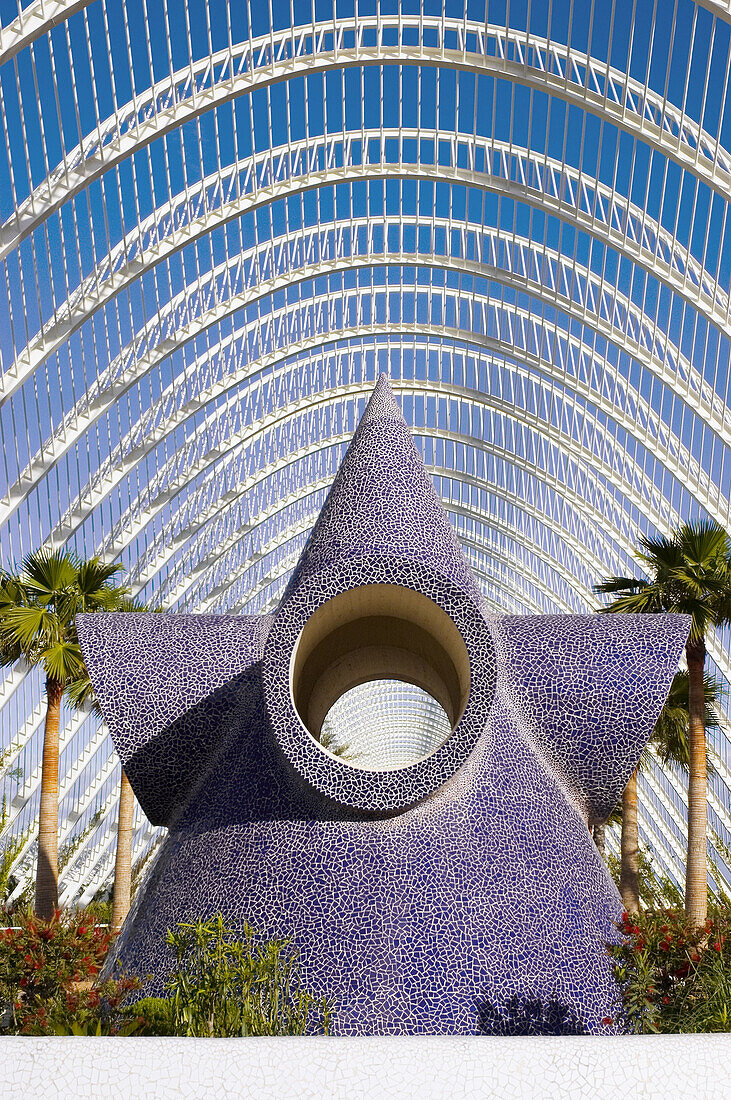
[476,995,587,1036]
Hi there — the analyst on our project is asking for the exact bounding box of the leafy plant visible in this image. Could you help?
[608,905,731,1033]
[0,906,142,1035]
[140,914,333,1037]
[124,995,176,1036]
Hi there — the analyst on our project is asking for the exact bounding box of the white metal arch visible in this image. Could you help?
[3,199,717,459]
[168,468,603,616]
[5,130,728,361]
[82,381,695,575]
[7,254,720,545]
[3,8,730,258]
[3,0,731,899]
[23,251,728,558]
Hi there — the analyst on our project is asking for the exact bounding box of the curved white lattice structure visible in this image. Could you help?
[2,0,731,904]
[320,681,453,771]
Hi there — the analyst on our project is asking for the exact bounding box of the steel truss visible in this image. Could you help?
[2,0,731,902]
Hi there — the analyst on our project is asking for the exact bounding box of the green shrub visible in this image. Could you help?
[608,906,731,1033]
[124,995,176,1036]
[1,908,332,1036]
[0,907,142,1035]
[137,914,333,1036]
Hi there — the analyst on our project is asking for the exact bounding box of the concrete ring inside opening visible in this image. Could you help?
[290,585,471,767]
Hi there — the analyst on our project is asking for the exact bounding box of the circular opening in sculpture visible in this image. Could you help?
[290,584,471,770]
[318,679,454,769]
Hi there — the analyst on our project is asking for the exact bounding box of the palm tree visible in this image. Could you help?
[617,765,641,914]
[600,671,722,913]
[111,771,136,933]
[68,675,136,933]
[0,551,129,919]
[594,520,731,926]
[67,595,155,932]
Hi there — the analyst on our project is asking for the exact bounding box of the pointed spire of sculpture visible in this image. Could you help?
[280,375,483,606]
[355,371,403,425]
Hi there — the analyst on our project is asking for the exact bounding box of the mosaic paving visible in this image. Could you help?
[76,376,689,1034]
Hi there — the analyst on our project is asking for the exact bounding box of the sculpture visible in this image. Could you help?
[77,376,688,1034]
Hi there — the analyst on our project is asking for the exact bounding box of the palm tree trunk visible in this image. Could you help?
[111,770,135,934]
[34,677,63,920]
[592,822,606,861]
[685,639,708,928]
[619,768,640,914]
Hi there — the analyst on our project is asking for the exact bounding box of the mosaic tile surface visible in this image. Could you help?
[1,1035,730,1100]
[76,376,689,1035]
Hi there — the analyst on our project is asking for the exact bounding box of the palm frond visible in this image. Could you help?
[66,673,102,717]
[41,640,86,684]
[595,585,666,615]
[651,670,722,777]
[0,605,60,650]
[0,573,29,610]
[676,520,731,564]
[0,633,22,666]
[20,549,78,599]
[75,557,124,597]
[636,533,683,571]
[596,518,731,636]
[592,575,648,597]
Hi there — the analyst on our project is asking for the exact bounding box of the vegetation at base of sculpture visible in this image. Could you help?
[0,909,333,1037]
[608,905,731,1033]
[0,908,143,1035]
[595,519,731,927]
[4,899,731,1036]
[130,914,333,1037]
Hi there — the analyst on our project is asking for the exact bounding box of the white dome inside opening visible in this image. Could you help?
[318,679,453,771]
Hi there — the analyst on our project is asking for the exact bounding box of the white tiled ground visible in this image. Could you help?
[1,1035,729,1100]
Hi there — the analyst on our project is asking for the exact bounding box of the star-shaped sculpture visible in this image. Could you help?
[78,376,688,1034]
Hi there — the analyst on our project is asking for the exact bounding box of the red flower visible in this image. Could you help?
[19,978,26,987]
[662,996,670,1005]
[23,954,32,965]
[713,942,722,951]
[77,926,87,936]
[691,953,701,962]
[659,940,671,952]
[601,1017,613,1025]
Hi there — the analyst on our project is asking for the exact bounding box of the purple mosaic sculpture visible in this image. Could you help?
[77,376,688,1034]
